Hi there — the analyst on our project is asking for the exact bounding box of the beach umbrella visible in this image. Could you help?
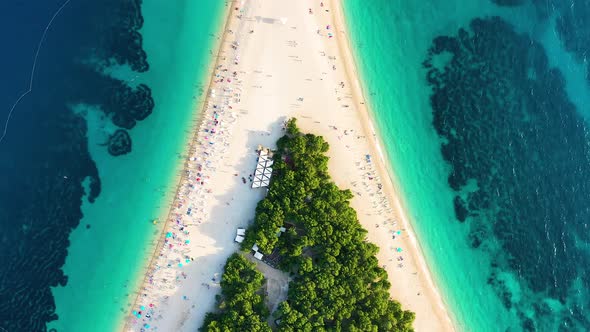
[396,247,403,252]
[140,305,146,311]
[166,232,172,238]
[178,263,183,267]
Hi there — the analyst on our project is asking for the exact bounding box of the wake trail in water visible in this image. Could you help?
[0,0,71,144]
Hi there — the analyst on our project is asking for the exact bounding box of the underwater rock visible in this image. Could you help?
[453,196,468,222]
[469,233,482,248]
[128,84,154,121]
[105,0,149,72]
[112,111,136,130]
[108,129,132,156]
[105,83,154,130]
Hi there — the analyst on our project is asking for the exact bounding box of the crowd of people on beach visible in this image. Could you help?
[314,1,407,270]
[353,149,407,268]
[126,5,250,332]
[312,0,408,272]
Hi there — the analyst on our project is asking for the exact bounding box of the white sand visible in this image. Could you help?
[124,1,455,331]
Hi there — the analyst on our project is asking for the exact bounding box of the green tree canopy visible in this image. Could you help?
[200,254,271,332]
[203,119,414,332]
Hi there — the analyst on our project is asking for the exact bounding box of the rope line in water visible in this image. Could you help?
[0,0,72,144]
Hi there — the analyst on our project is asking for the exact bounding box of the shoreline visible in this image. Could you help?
[330,1,456,330]
[121,2,235,330]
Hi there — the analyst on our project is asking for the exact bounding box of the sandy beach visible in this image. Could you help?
[124,0,455,331]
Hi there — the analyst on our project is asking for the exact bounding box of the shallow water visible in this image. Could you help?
[48,1,225,331]
[343,0,590,331]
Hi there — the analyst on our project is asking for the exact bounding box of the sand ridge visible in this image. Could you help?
[124,0,455,331]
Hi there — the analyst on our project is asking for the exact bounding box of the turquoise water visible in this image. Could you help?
[341,2,504,330]
[343,1,590,331]
[47,1,225,331]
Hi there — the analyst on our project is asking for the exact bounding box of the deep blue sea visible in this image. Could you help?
[0,1,140,330]
[343,0,590,330]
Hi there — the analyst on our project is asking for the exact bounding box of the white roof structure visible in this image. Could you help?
[235,235,245,243]
[254,252,264,260]
[236,228,246,236]
[252,244,259,252]
[279,227,286,233]
[252,149,274,188]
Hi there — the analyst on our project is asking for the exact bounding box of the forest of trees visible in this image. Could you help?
[201,253,271,332]
[201,119,414,331]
